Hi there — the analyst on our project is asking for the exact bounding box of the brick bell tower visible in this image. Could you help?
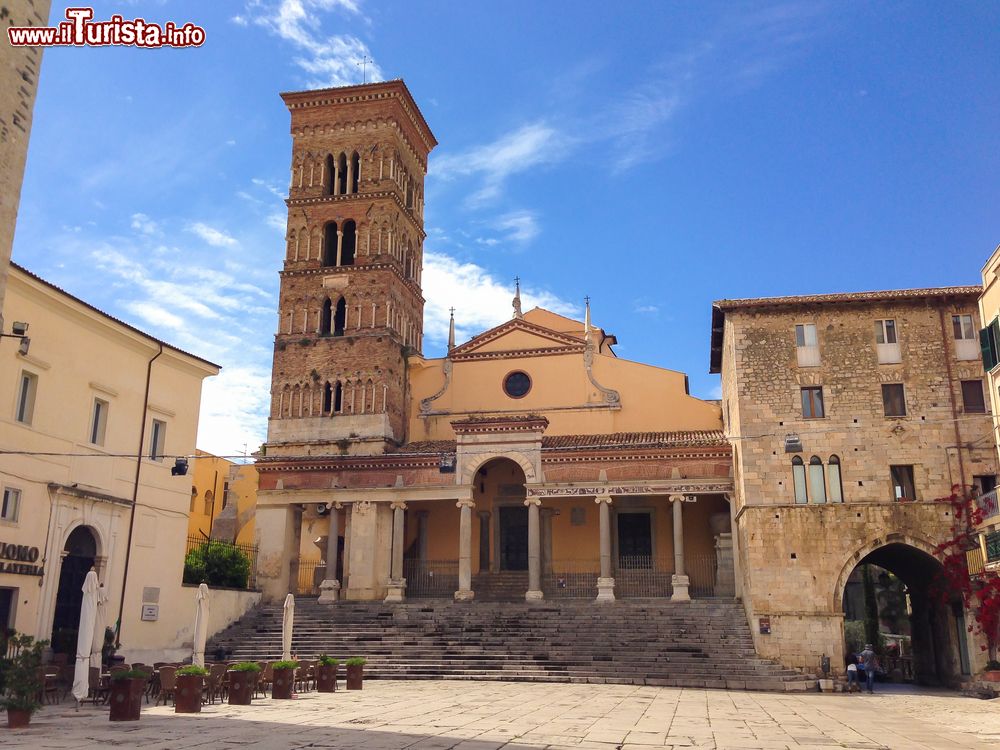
[267,81,436,456]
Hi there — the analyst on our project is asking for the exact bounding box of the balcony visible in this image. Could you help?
[975,489,999,524]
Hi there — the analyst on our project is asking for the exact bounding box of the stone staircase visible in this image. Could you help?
[471,571,530,601]
[207,598,813,691]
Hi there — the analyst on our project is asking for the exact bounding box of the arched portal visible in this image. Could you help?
[840,542,965,686]
[51,526,99,654]
[472,458,527,572]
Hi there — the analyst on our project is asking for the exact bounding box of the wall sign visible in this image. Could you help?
[759,617,771,635]
[0,542,44,576]
[141,604,159,622]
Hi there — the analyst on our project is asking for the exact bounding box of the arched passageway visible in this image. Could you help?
[841,542,967,686]
[51,526,98,654]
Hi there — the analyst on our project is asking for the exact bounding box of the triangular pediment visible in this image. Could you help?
[450,316,586,359]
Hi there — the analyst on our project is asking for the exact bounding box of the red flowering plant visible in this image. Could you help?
[932,486,1000,669]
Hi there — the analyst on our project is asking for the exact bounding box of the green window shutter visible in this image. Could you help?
[986,531,1000,563]
[981,326,998,371]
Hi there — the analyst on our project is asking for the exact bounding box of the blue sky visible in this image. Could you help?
[12,1,1000,457]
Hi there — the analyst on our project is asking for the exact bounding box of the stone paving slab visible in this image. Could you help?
[3,681,999,749]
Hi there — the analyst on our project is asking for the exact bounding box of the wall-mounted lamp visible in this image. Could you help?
[1,321,30,355]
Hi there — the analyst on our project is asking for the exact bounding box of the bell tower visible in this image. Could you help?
[267,81,436,455]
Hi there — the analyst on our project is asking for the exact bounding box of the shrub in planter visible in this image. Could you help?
[316,655,339,693]
[271,660,298,699]
[109,669,148,722]
[983,660,1000,682]
[345,657,366,690]
[175,666,209,713]
[0,634,47,729]
[227,662,261,706]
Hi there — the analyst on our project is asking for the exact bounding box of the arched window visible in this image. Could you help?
[324,154,335,195]
[351,151,360,193]
[190,487,198,513]
[333,298,346,336]
[320,298,333,335]
[808,456,827,503]
[337,152,348,195]
[322,221,338,266]
[406,178,413,208]
[792,456,808,503]
[828,455,844,503]
[323,382,333,414]
[287,230,296,260]
[204,490,215,519]
[334,381,343,413]
[341,220,356,266]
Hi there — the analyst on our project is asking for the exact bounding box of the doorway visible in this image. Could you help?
[617,512,652,568]
[51,526,98,655]
[498,506,528,571]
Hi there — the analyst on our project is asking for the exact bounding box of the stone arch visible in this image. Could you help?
[460,451,538,487]
[831,532,941,612]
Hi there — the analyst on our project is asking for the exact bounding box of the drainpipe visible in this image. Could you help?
[938,309,970,533]
[115,343,163,648]
[208,469,219,537]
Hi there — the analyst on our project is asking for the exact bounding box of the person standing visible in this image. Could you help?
[860,643,878,694]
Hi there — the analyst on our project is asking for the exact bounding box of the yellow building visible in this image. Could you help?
[188,449,257,547]
[0,263,260,662]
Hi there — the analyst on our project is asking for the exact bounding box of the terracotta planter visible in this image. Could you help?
[272,667,295,699]
[227,671,255,705]
[6,708,32,729]
[174,674,204,713]
[109,677,144,721]
[316,664,338,693]
[983,670,1000,683]
[346,664,364,690]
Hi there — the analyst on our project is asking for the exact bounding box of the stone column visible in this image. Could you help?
[416,510,429,561]
[384,502,407,602]
[595,496,615,602]
[256,505,298,602]
[477,511,491,572]
[455,499,475,601]
[525,498,543,600]
[334,163,340,195]
[347,157,354,194]
[540,508,555,576]
[670,495,690,602]
[336,230,344,266]
[318,503,341,603]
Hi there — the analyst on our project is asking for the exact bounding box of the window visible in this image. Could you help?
[980,318,1000,370]
[1,488,20,522]
[808,456,827,503]
[792,457,808,503]
[190,487,198,513]
[15,371,37,425]
[974,475,997,497]
[828,455,844,503]
[149,419,166,461]
[89,398,109,446]
[962,380,986,413]
[891,465,916,502]
[954,314,976,340]
[874,319,897,344]
[801,387,825,419]
[222,481,230,510]
[204,490,214,518]
[882,384,907,417]
[503,371,531,398]
[795,324,817,347]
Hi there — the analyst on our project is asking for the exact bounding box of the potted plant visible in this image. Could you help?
[0,634,46,728]
[271,660,298,699]
[109,669,148,721]
[227,662,260,705]
[345,657,366,690]
[983,660,1000,682]
[175,665,209,713]
[316,654,339,692]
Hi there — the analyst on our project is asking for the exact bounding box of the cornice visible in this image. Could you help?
[279,263,424,302]
[452,344,585,362]
[286,190,426,239]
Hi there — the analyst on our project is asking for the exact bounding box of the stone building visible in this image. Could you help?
[710,287,996,683]
[257,81,735,608]
[0,1,51,329]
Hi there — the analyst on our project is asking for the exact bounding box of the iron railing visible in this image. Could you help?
[543,560,599,598]
[967,545,986,576]
[403,559,459,598]
[615,555,674,598]
[184,536,258,589]
[687,553,719,598]
[975,489,999,521]
[294,559,323,596]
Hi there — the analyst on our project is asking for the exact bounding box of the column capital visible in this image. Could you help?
[524,497,542,507]
[477,510,491,519]
[390,501,407,511]
[669,494,687,504]
[456,498,475,509]
[594,496,613,505]
[325,501,343,511]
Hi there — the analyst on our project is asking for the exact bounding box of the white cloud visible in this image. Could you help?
[474,211,540,247]
[422,250,577,349]
[267,213,287,232]
[130,213,158,235]
[432,123,571,206]
[188,222,238,248]
[634,304,659,314]
[197,364,272,457]
[124,301,185,330]
[246,0,381,88]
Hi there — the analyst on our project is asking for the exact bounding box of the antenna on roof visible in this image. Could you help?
[356,55,372,84]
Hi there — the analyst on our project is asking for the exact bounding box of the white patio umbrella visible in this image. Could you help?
[71,570,100,704]
[281,593,295,661]
[192,583,210,667]
[89,583,108,671]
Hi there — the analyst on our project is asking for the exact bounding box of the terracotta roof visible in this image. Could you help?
[9,262,221,370]
[393,440,456,454]
[541,431,728,450]
[713,286,980,311]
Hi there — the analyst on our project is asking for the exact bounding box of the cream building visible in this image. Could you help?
[977,245,1000,564]
[0,263,255,662]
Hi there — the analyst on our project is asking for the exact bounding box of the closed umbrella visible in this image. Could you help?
[89,583,108,672]
[281,594,294,661]
[72,570,100,704]
[192,583,210,667]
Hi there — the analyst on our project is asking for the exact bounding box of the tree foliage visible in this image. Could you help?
[183,541,251,588]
